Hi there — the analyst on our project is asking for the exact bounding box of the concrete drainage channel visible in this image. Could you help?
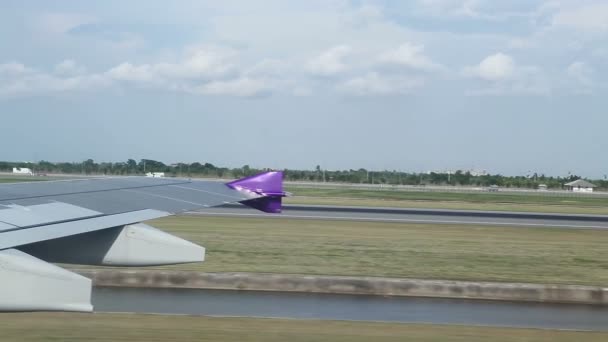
[76,270,608,305]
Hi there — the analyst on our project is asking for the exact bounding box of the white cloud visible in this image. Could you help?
[463,53,548,95]
[307,45,352,76]
[245,59,290,77]
[0,62,32,75]
[464,53,515,81]
[0,62,104,97]
[106,46,236,84]
[342,4,384,28]
[566,61,594,91]
[168,46,236,79]
[338,72,423,96]
[465,82,549,96]
[12,1,603,100]
[414,0,546,21]
[194,77,272,97]
[0,46,276,98]
[0,69,110,98]
[416,0,482,17]
[106,63,159,83]
[0,41,441,99]
[304,43,442,95]
[103,46,273,97]
[377,43,442,71]
[54,60,86,76]
[552,3,608,32]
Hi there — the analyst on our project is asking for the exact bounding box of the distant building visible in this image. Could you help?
[564,179,596,193]
[469,169,488,177]
[12,167,33,175]
[425,169,488,176]
[146,172,165,178]
[538,184,548,191]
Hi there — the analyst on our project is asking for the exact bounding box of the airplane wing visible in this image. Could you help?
[0,171,285,312]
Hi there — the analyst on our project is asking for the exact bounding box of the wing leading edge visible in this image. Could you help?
[0,171,285,312]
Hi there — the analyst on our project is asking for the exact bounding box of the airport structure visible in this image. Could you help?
[12,167,33,175]
[564,179,596,192]
[145,172,165,178]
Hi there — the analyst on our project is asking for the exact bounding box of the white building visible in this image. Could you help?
[12,167,33,175]
[469,169,489,177]
[564,179,596,192]
[145,172,165,178]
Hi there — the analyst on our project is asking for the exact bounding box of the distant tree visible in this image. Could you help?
[242,165,251,176]
[126,159,137,174]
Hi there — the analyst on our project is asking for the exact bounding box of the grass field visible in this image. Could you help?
[285,187,608,215]
[286,196,608,215]
[0,176,49,183]
[285,186,608,205]
[119,216,608,286]
[2,313,606,342]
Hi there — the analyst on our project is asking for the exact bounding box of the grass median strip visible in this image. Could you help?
[0,176,49,183]
[129,216,608,286]
[286,196,608,215]
[1,313,606,342]
[285,187,608,215]
[285,187,608,205]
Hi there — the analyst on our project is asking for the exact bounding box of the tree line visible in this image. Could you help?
[1,159,606,190]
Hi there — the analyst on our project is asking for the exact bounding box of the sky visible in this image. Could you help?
[1,0,607,177]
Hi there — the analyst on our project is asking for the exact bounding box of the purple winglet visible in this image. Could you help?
[226,171,286,213]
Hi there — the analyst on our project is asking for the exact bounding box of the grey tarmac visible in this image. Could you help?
[186,204,608,229]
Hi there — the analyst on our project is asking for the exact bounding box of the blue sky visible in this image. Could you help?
[1,0,607,177]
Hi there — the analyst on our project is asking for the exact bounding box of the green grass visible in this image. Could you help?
[286,196,608,215]
[285,186,608,205]
[2,313,606,342]
[0,176,50,183]
[113,216,608,286]
[285,187,608,214]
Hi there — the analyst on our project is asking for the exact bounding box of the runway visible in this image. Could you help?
[185,204,608,229]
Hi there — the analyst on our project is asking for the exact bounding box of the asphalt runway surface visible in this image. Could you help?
[187,204,608,229]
